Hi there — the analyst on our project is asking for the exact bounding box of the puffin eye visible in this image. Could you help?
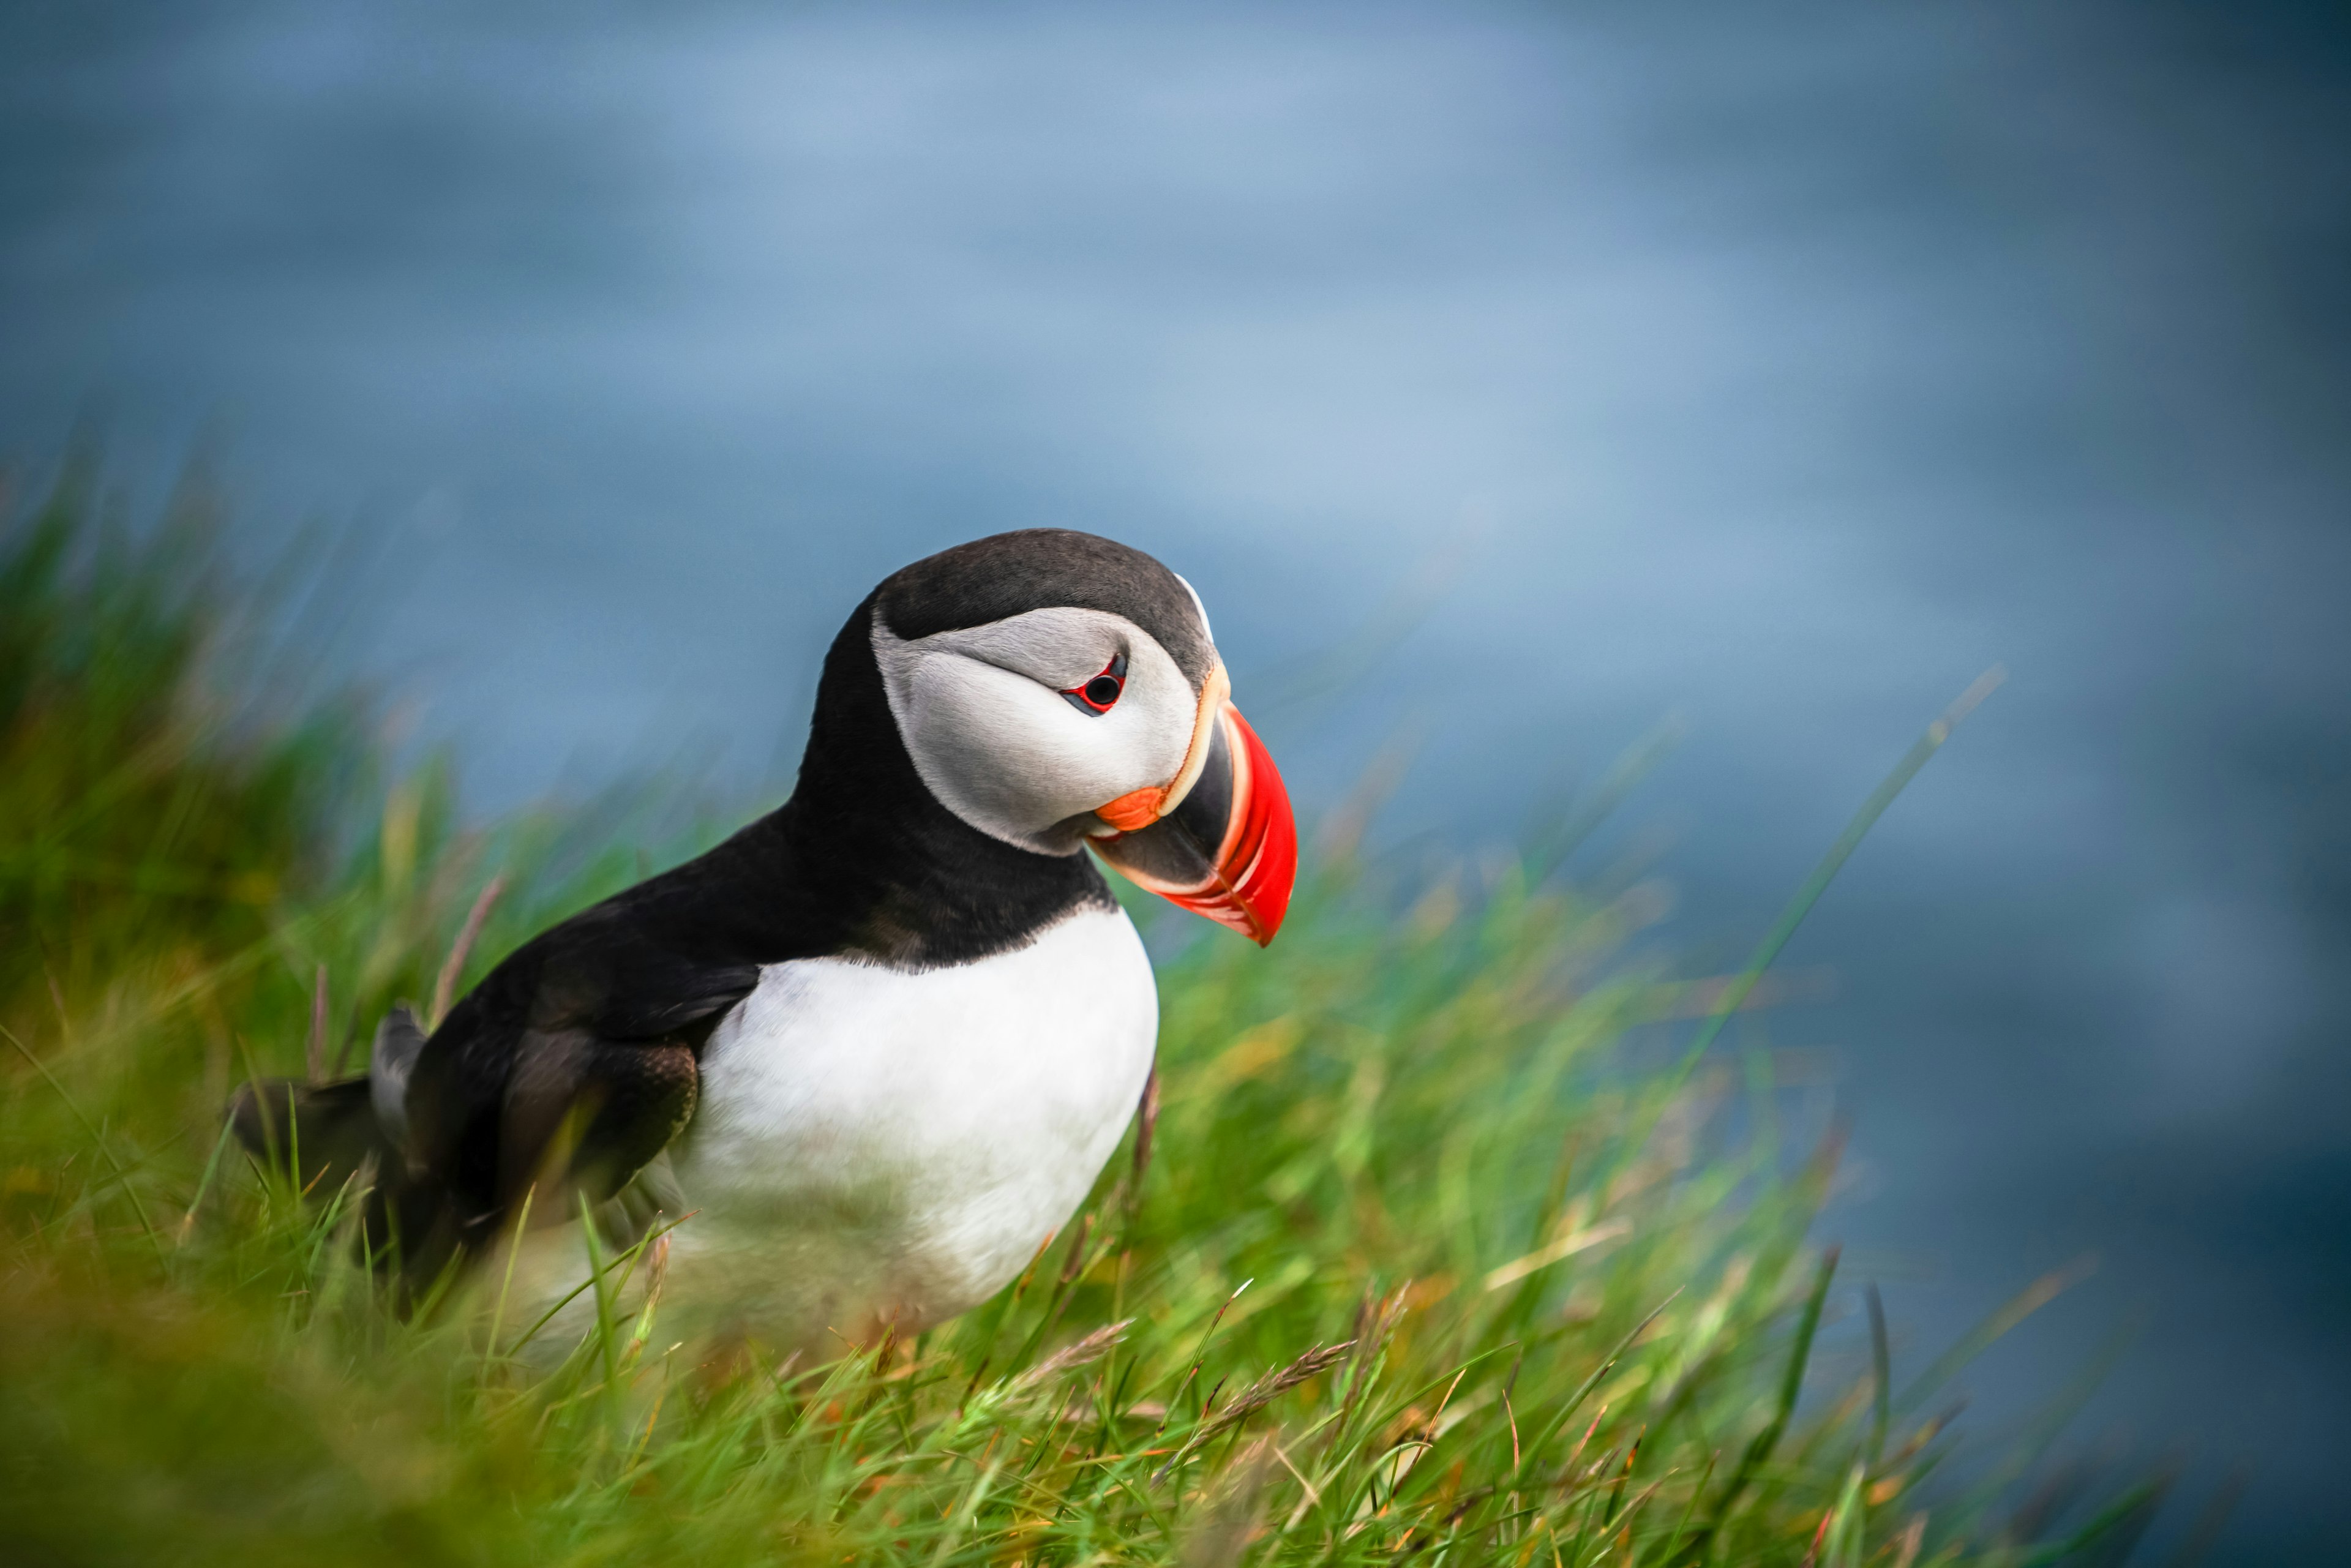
[1061,653,1128,715]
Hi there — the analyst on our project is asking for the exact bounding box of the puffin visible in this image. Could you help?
[234,528,1295,1344]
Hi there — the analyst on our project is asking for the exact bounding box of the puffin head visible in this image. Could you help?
[869,529,1296,945]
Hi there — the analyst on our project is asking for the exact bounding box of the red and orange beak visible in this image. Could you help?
[1087,669,1296,946]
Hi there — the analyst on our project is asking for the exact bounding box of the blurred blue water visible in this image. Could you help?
[5,1,2347,1554]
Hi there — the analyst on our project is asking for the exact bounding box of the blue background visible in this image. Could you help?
[6,2,2346,1555]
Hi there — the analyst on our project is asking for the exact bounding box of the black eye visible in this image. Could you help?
[1061,653,1128,715]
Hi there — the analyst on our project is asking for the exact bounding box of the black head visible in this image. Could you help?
[787,527,1295,951]
[876,530,1218,691]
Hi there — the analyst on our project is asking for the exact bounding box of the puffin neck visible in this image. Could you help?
[774,592,1114,969]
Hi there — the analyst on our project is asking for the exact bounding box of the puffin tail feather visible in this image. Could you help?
[227,1005,426,1193]
[226,1007,467,1296]
[227,1075,391,1198]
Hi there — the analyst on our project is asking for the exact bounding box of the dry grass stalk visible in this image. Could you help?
[1010,1318,1135,1393]
[430,872,506,1027]
[1156,1339,1355,1482]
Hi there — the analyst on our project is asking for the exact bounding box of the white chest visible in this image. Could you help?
[671,904,1158,1335]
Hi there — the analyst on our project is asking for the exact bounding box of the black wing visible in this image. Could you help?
[399,889,762,1261]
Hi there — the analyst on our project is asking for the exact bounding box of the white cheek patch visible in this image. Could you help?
[872,608,1195,854]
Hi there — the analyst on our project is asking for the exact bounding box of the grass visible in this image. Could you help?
[0,454,2160,1567]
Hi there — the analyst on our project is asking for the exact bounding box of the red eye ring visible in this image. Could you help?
[1062,653,1128,715]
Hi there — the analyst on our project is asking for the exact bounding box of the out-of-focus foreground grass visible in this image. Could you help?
[0,457,2160,1567]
